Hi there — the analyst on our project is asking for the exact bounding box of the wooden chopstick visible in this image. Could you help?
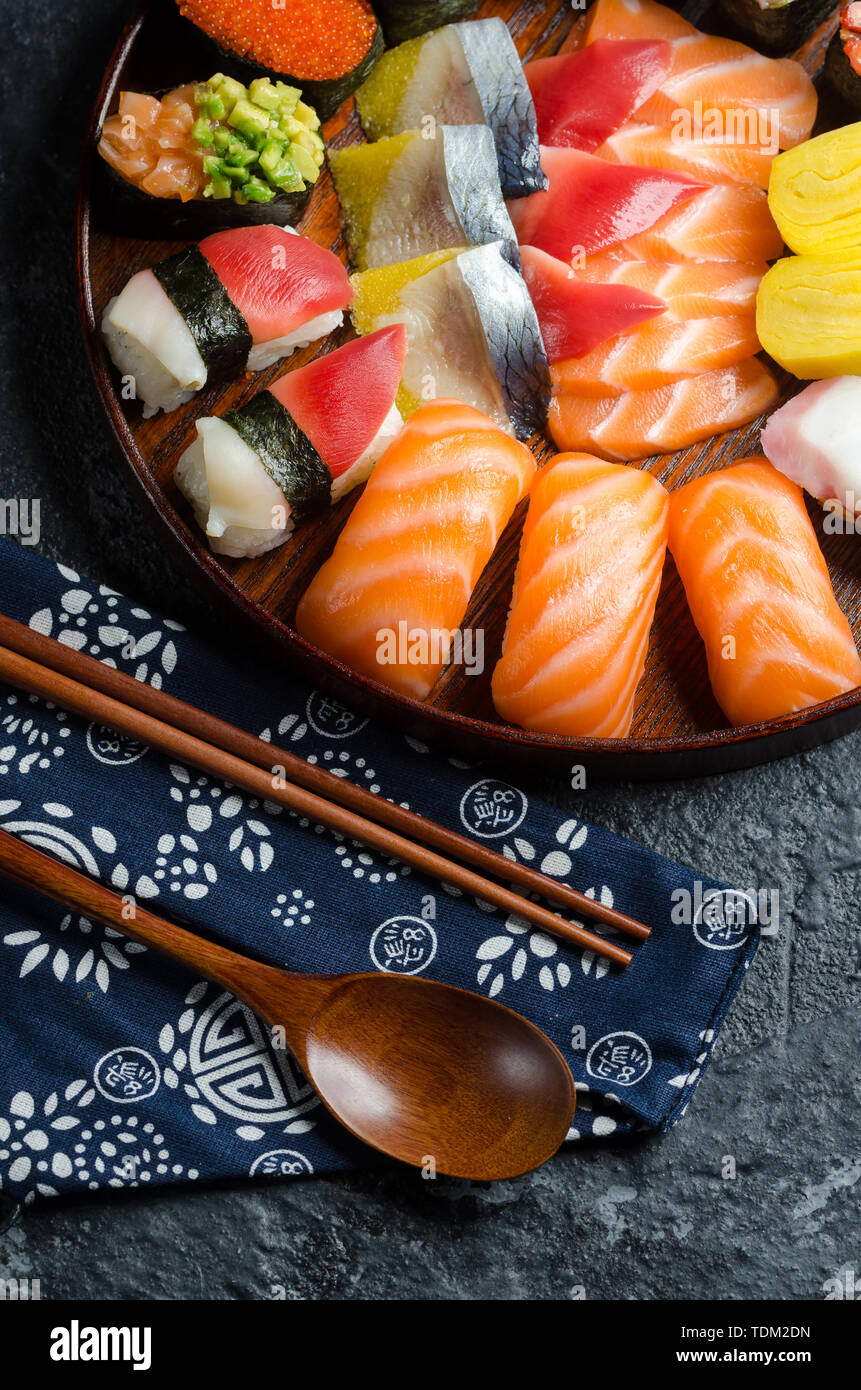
[0,617,645,965]
[0,614,649,945]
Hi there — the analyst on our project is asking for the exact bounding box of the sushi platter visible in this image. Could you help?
[78,0,861,778]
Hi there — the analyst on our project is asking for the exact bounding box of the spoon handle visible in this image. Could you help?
[0,827,261,992]
[0,827,333,1056]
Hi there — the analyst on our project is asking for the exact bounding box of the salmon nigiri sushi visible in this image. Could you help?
[296,401,536,700]
[492,455,668,738]
[668,458,861,727]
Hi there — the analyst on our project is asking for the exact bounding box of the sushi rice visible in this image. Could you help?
[102,274,344,415]
[175,417,293,558]
[175,399,404,557]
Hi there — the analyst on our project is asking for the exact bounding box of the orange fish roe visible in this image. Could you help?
[178,0,379,82]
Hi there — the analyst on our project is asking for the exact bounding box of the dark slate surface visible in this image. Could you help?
[0,0,858,1301]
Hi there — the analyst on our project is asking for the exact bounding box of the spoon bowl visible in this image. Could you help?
[0,828,577,1182]
[302,973,577,1180]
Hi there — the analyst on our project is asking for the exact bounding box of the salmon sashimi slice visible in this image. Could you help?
[295,400,536,701]
[633,37,816,151]
[584,0,816,150]
[492,455,669,738]
[199,226,353,344]
[668,458,861,725]
[579,256,766,318]
[551,314,760,395]
[585,0,696,41]
[507,146,706,262]
[595,122,774,189]
[602,183,783,263]
[548,358,779,460]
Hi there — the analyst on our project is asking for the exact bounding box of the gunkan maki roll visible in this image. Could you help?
[355,18,546,199]
[718,0,834,54]
[329,125,519,271]
[373,2,479,47]
[827,5,861,113]
[97,74,325,238]
[176,0,384,121]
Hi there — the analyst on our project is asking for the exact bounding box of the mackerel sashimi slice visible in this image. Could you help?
[272,325,408,498]
[330,125,518,271]
[355,17,546,198]
[352,243,550,440]
[524,39,671,150]
[507,147,706,263]
[519,245,666,363]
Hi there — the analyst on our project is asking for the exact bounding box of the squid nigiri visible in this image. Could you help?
[102,224,353,416]
[668,458,861,726]
[492,455,668,738]
[296,400,535,699]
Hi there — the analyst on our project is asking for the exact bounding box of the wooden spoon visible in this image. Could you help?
[0,829,576,1181]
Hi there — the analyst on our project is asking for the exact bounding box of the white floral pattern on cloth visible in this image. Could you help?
[0,1082,199,1204]
[168,763,277,874]
[158,982,318,1143]
[0,801,148,991]
[260,714,414,885]
[29,565,183,690]
[0,693,72,776]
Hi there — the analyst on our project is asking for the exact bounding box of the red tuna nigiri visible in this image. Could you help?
[272,325,407,498]
[507,147,706,263]
[668,458,861,725]
[519,244,665,362]
[200,224,353,347]
[524,38,671,150]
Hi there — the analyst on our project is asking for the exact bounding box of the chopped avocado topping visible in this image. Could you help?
[192,73,325,206]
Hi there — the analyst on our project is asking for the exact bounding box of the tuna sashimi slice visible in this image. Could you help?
[596,122,774,189]
[272,325,407,480]
[519,244,665,362]
[548,358,779,460]
[602,183,783,263]
[584,0,816,151]
[524,39,671,151]
[579,256,767,318]
[492,456,668,738]
[200,225,353,344]
[507,147,705,263]
[551,313,760,395]
[668,458,861,725]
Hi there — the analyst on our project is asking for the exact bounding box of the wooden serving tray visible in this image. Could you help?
[77,0,861,778]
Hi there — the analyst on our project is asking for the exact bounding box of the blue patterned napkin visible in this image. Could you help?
[0,539,759,1203]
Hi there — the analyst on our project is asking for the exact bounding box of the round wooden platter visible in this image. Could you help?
[77,0,861,779]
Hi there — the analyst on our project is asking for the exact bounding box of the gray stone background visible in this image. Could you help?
[0,0,858,1301]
